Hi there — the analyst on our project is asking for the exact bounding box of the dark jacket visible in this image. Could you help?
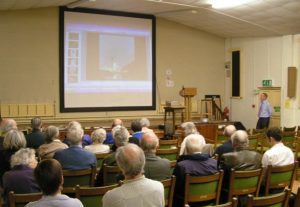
[0,149,18,187]
[144,153,171,181]
[214,140,234,164]
[26,129,45,149]
[173,153,218,207]
[53,145,96,170]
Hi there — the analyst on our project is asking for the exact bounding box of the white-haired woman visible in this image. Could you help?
[38,126,68,160]
[2,148,40,204]
[179,122,206,156]
[85,128,110,154]
[140,117,153,133]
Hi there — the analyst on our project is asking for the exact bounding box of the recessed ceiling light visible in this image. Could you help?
[210,0,256,9]
[191,10,198,14]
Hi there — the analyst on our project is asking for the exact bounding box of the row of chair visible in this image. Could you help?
[8,162,299,207]
[8,175,175,207]
[186,188,293,207]
[60,161,298,205]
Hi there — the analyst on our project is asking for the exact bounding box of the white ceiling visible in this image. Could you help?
[1,0,300,38]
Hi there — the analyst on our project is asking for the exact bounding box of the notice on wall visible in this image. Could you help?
[165,69,174,87]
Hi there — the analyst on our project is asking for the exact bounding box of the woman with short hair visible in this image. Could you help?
[2,148,40,205]
[85,128,110,154]
[38,126,68,160]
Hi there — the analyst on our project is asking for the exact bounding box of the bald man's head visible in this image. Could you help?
[231,130,249,150]
[140,132,159,153]
[224,125,236,138]
[112,118,123,128]
[116,143,145,178]
[0,119,17,134]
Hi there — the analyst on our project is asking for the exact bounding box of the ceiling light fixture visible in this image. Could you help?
[210,0,255,9]
[67,0,96,9]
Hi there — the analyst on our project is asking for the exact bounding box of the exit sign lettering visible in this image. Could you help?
[262,79,272,87]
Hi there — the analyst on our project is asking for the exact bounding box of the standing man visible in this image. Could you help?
[256,93,272,129]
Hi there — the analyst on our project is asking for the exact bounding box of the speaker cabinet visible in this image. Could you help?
[287,67,297,98]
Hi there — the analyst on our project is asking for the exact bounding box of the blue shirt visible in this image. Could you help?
[259,100,272,118]
[53,145,96,170]
[104,132,114,145]
[132,131,144,141]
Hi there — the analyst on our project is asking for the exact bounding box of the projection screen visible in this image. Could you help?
[59,7,156,112]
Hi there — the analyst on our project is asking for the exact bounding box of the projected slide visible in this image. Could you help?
[60,8,155,111]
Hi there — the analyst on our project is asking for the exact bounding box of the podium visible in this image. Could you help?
[180,87,197,121]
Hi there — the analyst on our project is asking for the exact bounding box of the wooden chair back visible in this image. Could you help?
[283,126,296,132]
[62,166,96,191]
[258,134,270,154]
[264,161,297,195]
[228,168,263,201]
[215,130,227,147]
[95,152,111,171]
[294,187,300,207]
[103,164,122,185]
[252,129,266,135]
[248,134,260,151]
[159,139,178,149]
[8,191,42,207]
[75,184,118,207]
[206,197,238,207]
[160,175,176,207]
[170,160,176,174]
[155,130,165,139]
[246,188,291,207]
[156,148,179,161]
[281,131,296,148]
[184,170,224,206]
[294,137,300,180]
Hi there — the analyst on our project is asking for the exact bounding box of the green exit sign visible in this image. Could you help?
[262,79,272,87]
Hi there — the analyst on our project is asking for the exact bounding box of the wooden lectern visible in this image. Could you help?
[180,87,197,121]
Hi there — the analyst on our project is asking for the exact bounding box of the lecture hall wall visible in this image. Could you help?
[0,7,225,123]
[224,35,300,129]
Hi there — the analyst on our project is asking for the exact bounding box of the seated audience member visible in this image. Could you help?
[26,117,45,149]
[3,148,40,204]
[53,126,96,170]
[262,127,294,168]
[179,122,206,156]
[140,117,153,133]
[173,134,218,207]
[141,132,171,180]
[0,130,26,186]
[38,126,68,160]
[85,128,110,154]
[103,143,164,207]
[0,119,18,150]
[63,121,92,147]
[96,126,129,186]
[219,130,262,197]
[131,120,144,141]
[104,118,123,145]
[25,159,83,207]
[214,125,236,161]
